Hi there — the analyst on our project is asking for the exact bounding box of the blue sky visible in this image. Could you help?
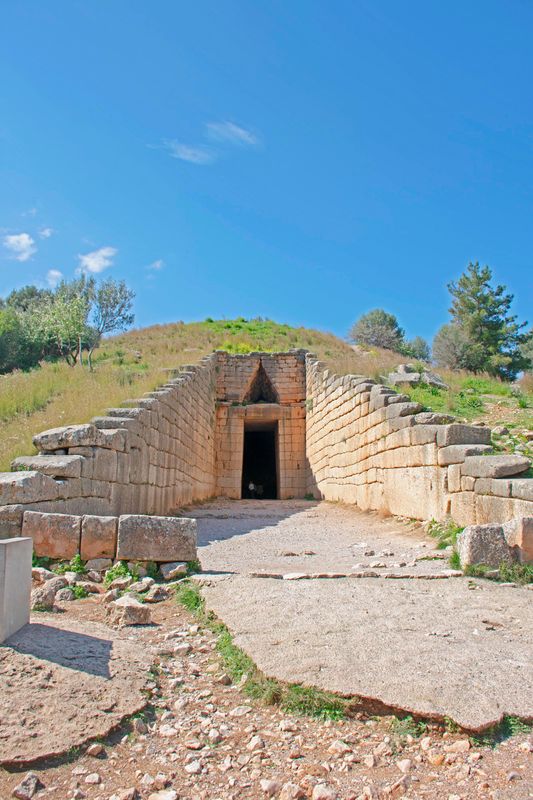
[1,0,532,343]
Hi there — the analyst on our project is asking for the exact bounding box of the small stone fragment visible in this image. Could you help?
[160,561,188,580]
[84,772,101,784]
[106,594,151,626]
[312,785,338,800]
[279,783,306,800]
[184,760,201,775]
[12,772,44,800]
[260,779,282,797]
[86,742,104,757]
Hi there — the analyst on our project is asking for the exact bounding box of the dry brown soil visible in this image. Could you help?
[0,591,531,800]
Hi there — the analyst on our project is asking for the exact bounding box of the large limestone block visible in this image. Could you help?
[437,444,493,466]
[502,517,533,563]
[461,454,530,479]
[33,423,127,452]
[457,524,513,567]
[436,424,491,447]
[117,515,197,562]
[80,515,118,560]
[0,505,23,539]
[22,511,81,559]
[0,471,59,505]
[508,478,533,502]
[34,423,101,451]
[382,466,448,520]
[0,537,32,643]
[11,454,84,478]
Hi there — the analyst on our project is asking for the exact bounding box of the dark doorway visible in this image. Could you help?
[241,425,278,499]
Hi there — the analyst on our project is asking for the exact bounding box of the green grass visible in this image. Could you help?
[175,581,351,720]
[427,518,464,550]
[464,562,533,585]
[53,553,87,575]
[472,715,532,747]
[390,715,427,739]
[72,584,89,599]
[103,560,139,586]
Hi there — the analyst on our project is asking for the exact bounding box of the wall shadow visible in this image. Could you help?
[181,499,320,548]
[4,623,112,679]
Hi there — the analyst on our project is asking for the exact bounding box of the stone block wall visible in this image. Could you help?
[1,355,218,518]
[305,355,533,525]
[214,351,307,498]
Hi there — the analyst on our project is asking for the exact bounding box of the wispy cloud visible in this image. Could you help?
[3,232,37,262]
[206,121,258,147]
[46,269,63,287]
[147,259,164,271]
[77,246,117,274]
[22,207,38,217]
[162,140,215,165]
[39,227,54,239]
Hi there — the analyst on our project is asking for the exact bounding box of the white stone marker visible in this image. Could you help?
[0,537,32,643]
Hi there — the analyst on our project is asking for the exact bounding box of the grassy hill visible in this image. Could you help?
[0,317,531,472]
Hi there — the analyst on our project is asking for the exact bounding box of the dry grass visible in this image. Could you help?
[1,317,530,472]
[0,318,360,471]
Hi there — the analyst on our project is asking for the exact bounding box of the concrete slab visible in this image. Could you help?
[0,537,32,643]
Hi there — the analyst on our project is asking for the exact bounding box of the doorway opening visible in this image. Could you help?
[241,423,278,499]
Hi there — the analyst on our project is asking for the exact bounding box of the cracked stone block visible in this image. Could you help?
[22,511,81,559]
[117,515,197,562]
[457,524,513,567]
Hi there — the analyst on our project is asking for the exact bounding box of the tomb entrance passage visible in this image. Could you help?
[241,423,278,499]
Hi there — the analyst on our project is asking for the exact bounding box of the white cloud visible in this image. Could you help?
[22,207,38,217]
[3,232,37,262]
[39,227,54,239]
[46,269,63,287]
[162,140,215,165]
[77,245,117,274]
[206,121,258,146]
[147,259,164,271]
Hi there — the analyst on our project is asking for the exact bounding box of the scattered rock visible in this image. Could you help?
[86,742,104,757]
[85,558,113,571]
[396,758,412,774]
[184,760,201,775]
[312,785,338,800]
[12,772,44,800]
[106,595,151,626]
[260,778,282,796]
[144,585,171,603]
[160,562,188,580]
[84,772,101,784]
[279,783,306,800]
[31,567,55,583]
[30,576,67,610]
[148,792,178,800]
[55,588,75,601]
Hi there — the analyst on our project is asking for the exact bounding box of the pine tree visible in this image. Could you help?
[446,262,529,379]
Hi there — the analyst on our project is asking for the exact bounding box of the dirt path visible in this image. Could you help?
[1,595,532,800]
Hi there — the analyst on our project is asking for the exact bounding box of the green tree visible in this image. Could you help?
[445,262,529,379]
[432,323,470,370]
[402,336,430,361]
[349,309,405,351]
[34,277,94,366]
[87,279,135,369]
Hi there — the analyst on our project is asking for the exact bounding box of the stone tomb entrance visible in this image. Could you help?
[214,352,307,500]
[241,421,279,499]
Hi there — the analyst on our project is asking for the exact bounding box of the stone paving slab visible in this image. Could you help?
[191,499,450,577]
[0,614,151,765]
[203,574,533,732]
[190,500,533,731]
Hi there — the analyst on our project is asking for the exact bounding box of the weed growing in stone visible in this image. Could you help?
[472,715,532,747]
[53,554,87,575]
[464,562,533,585]
[426,518,463,550]
[72,584,89,599]
[390,715,427,740]
[103,561,139,587]
[175,581,352,721]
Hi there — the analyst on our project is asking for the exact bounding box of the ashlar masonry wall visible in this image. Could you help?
[214,351,307,499]
[305,355,533,526]
[1,355,218,522]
